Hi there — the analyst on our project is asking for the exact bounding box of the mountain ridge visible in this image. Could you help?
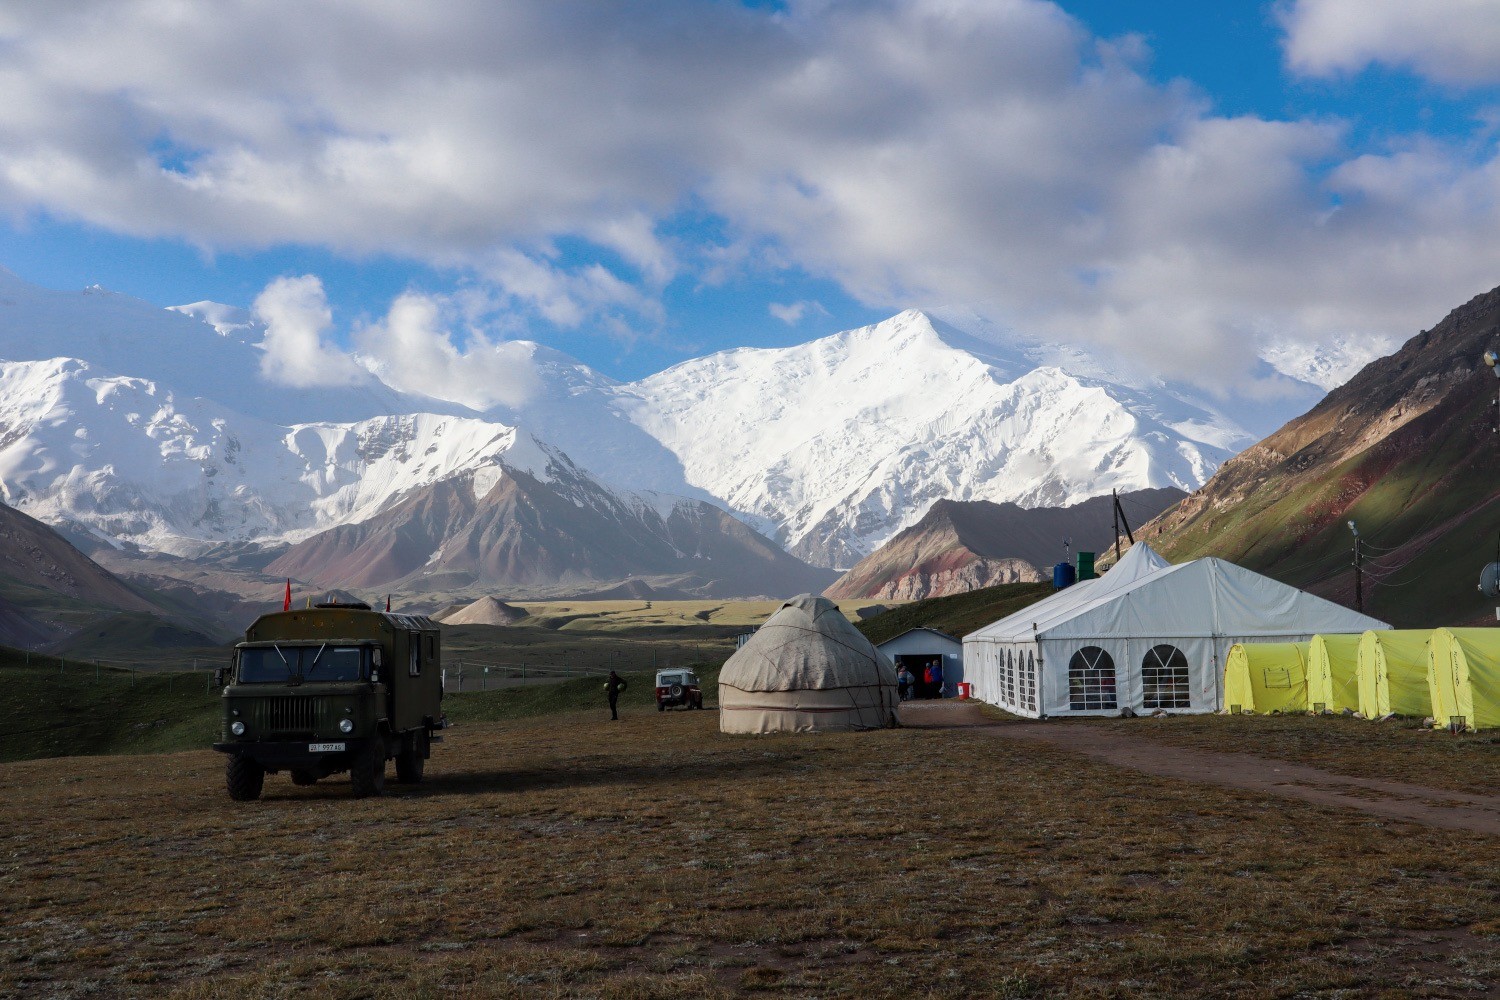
[826,487,1186,600]
[1143,283,1500,627]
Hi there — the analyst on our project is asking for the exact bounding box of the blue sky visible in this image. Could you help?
[0,0,1497,389]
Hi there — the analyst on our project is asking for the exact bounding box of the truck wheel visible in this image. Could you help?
[395,735,426,784]
[291,770,318,786]
[351,739,386,798]
[657,702,665,712]
[226,755,264,801]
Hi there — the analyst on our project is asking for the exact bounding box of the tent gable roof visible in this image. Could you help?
[966,545,1389,643]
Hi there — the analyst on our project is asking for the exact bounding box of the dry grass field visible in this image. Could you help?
[2,708,1497,998]
[508,600,879,632]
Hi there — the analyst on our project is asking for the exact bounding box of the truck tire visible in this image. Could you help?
[351,738,386,798]
[227,755,264,801]
[395,734,426,784]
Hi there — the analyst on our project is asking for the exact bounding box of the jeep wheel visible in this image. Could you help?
[291,770,318,786]
[351,739,387,798]
[226,755,264,801]
[395,735,426,784]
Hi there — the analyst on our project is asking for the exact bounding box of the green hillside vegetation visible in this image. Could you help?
[855,581,1054,645]
[439,622,736,674]
[446,667,720,724]
[48,611,230,670]
[1155,386,1499,627]
[0,654,222,762]
[0,649,722,762]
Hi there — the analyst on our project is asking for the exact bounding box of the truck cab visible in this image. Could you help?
[213,602,446,800]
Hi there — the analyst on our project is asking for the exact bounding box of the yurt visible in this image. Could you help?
[1223,642,1310,714]
[1356,630,1433,719]
[965,542,1389,718]
[718,595,898,734]
[1307,633,1362,713]
[1426,628,1500,732]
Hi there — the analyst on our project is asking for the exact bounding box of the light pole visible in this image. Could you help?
[1348,520,1362,614]
[1487,350,1499,433]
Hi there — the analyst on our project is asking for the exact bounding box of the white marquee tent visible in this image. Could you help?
[963,543,1389,718]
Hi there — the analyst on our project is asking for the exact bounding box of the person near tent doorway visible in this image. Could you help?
[896,663,914,701]
[605,670,627,721]
[929,657,944,698]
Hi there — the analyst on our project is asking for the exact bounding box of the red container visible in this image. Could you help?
[956,682,972,700]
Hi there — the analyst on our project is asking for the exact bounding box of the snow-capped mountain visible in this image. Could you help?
[0,269,1355,586]
[0,354,551,556]
[606,311,1279,567]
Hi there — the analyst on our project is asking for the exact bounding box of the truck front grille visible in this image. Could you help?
[260,696,322,735]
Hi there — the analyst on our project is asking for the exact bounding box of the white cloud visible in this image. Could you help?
[769,300,827,325]
[1280,0,1500,85]
[0,0,1498,388]
[354,290,537,411]
[252,275,363,388]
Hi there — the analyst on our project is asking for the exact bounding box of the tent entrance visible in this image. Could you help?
[896,654,943,699]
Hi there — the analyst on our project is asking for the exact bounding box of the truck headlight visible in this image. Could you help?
[230,721,246,736]
[338,718,355,734]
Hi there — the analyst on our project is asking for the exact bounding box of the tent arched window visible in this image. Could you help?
[1068,646,1117,710]
[1005,648,1016,705]
[1023,650,1038,713]
[1142,644,1191,709]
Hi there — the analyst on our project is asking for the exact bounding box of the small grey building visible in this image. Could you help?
[876,627,963,697]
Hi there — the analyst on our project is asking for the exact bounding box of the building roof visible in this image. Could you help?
[876,627,962,647]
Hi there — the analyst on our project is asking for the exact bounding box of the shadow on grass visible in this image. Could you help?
[253,751,791,802]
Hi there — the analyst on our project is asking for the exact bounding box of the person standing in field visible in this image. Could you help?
[605,670,627,721]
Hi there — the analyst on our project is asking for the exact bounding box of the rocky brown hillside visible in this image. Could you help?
[268,467,836,599]
[1144,284,1500,627]
[826,488,1184,601]
[0,502,157,614]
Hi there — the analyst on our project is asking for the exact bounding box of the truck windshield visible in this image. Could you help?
[238,645,367,683]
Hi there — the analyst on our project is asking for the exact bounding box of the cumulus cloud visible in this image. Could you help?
[252,276,364,387]
[1,0,1499,388]
[1280,0,1500,84]
[353,290,538,411]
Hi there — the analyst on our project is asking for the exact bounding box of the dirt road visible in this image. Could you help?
[899,701,1500,836]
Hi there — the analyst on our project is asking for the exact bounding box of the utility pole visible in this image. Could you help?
[1113,488,1121,561]
[1348,520,1363,613]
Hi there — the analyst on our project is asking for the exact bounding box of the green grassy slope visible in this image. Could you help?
[445,667,720,724]
[1141,285,1500,629]
[0,655,221,762]
[0,648,723,762]
[1153,377,1499,627]
[854,581,1054,645]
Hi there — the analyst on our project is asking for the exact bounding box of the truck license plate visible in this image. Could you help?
[309,742,346,752]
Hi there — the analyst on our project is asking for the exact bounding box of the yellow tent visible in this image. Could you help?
[1307,634,1362,713]
[1356,630,1433,719]
[1224,642,1310,714]
[1426,628,1500,732]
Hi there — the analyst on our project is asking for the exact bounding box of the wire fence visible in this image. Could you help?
[5,649,722,695]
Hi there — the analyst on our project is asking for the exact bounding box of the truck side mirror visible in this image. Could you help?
[213,666,227,687]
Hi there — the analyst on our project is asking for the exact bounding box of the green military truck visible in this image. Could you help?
[213,601,446,800]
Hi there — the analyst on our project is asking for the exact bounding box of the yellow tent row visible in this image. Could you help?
[1226,629,1500,730]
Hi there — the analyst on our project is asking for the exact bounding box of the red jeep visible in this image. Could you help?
[655,668,704,711]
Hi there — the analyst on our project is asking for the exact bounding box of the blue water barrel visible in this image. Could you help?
[1053,561,1076,590]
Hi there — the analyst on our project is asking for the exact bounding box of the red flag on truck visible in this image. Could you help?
[282,579,292,611]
